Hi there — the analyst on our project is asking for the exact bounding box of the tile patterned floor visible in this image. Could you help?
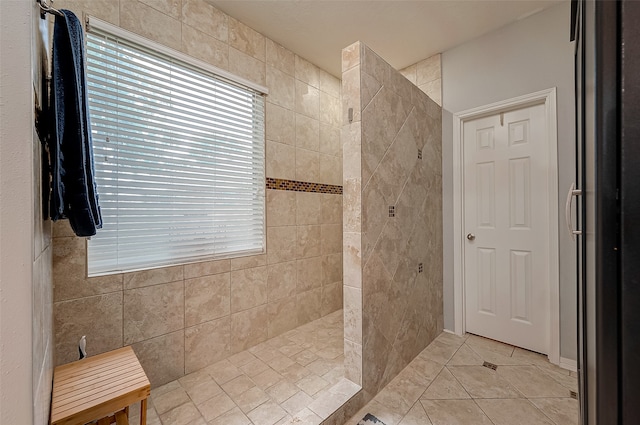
[346,332,579,425]
[129,310,358,425]
[127,311,579,425]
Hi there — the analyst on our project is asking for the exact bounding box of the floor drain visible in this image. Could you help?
[483,361,498,371]
[570,390,578,399]
[358,413,387,425]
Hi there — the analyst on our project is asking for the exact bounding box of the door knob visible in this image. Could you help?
[467,233,476,241]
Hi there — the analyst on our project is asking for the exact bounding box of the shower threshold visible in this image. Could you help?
[129,310,362,425]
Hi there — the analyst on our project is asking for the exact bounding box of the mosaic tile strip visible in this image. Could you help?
[266,177,343,194]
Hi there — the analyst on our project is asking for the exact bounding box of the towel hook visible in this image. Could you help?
[37,0,63,19]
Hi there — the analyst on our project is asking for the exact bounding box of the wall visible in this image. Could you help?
[440,2,577,360]
[52,0,343,387]
[399,54,442,107]
[342,42,443,396]
[1,1,54,424]
[32,5,55,425]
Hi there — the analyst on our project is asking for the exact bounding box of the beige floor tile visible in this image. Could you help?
[446,344,484,366]
[274,414,295,425]
[186,379,224,405]
[252,368,284,389]
[421,399,493,425]
[385,371,429,407]
[247,400,289,425]
[222,374,257,398]
[295,374,330,396]
[322,365,345,385]
[240,358,271,378]
[141,312,346,425]
[356,399,409,425]
[448,366,522,399]
[434,332,467,348]
[374,386,413,417]
[159,401,204,425]
[328,378,361,398]
[465,334,515,357]
[284,407,322,425]
[279,342,306,357]
[179,370,213,391]
[228,350,258,367]
[398,401,433,425]
[266,380,301,404]
[233,386,270,414]
[207,406,252,425]
[186,418,207,425]
[418,340,461,365]
[421,367,470,400]
[281,391,315,415]
[253,346,281,363]
[477,352,529,369]
[151,380,182,398]
[308,390,351,420]
[511,346,577,383]
[497,365,572,398]
[153,387,191,415]
[315,345,344,360]
[350,333,579,425]
[531,398,580,425]
[268,354,297,372]
[206,359,243,384]
[542,366,579,392]
[475,398,554,425]
[511,347,551,365]
[196,392,237,422]
[291,349,319,366]
[408,357,444,383]
[304,358,336,376]
[281,363,312,382]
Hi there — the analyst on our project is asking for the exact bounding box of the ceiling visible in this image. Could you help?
[208,0,564,77]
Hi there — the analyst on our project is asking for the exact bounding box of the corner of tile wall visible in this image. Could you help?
[341,40,364,390]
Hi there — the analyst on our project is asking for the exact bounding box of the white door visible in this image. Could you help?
[463,103,550,354]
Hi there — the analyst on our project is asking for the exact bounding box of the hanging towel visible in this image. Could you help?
[51,9,102,237]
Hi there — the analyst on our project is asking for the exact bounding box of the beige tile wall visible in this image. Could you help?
[52,0,342,387]
[400,54,442,106]
[342,42,443,397]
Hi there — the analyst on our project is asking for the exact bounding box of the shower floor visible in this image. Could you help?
[130,309,359,425]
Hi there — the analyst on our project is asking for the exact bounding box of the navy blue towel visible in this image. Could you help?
[51,10,102,237]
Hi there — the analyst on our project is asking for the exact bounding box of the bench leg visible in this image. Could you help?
[140,398,147,425]
[115,410,129,425]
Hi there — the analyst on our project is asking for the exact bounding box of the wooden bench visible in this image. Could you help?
[50,346,151,425]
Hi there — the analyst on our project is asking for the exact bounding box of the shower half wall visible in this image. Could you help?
[342,42,443,396]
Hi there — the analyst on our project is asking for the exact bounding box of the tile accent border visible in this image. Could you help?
[266,177,343,194]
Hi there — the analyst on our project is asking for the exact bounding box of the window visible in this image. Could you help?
[85,18,266,276]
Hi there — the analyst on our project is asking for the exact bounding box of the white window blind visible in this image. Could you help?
[85,22,266,276]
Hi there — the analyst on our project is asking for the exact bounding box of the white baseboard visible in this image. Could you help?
[559,357,578,372]
[442,329,457,335]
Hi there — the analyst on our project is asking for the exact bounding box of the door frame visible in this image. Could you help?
[452,88,560,364]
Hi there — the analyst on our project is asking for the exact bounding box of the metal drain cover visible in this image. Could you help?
[483,361,498,371]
